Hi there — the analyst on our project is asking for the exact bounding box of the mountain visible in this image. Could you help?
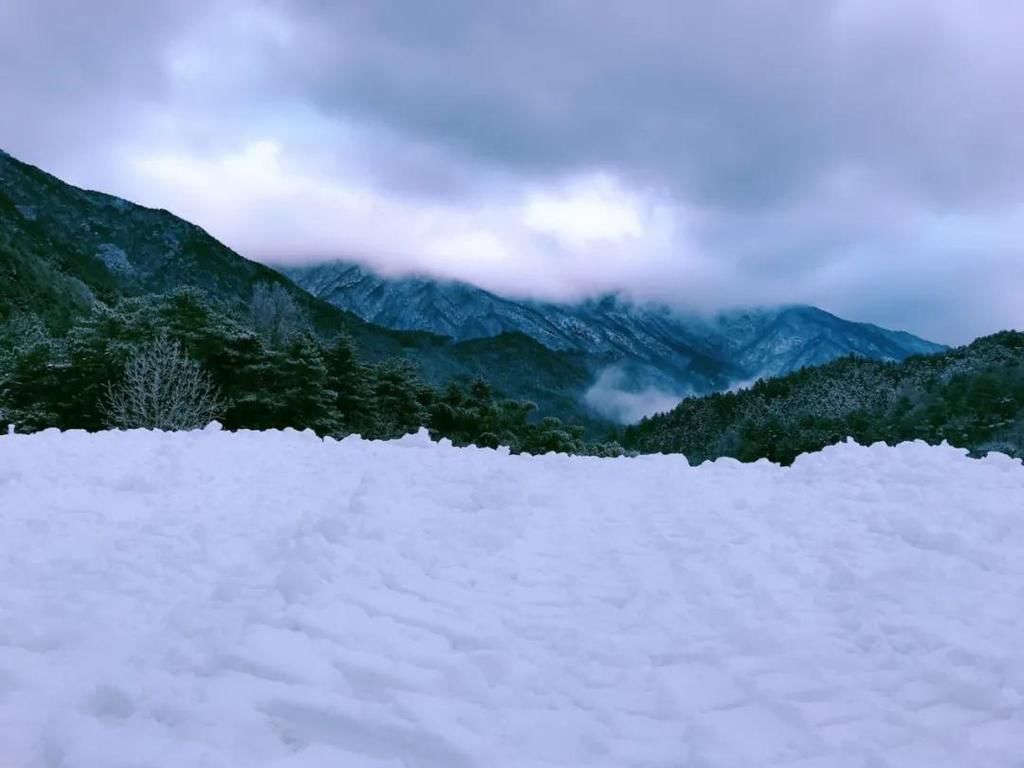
[0,148,947,431]
[285,261,946,420]
[0,149,414,351]
[285,263,744,399]
[622,330,1024,464]
[0,149,615,428]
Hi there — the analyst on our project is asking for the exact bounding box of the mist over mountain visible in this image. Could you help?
[0,146,948,429]
[0,149,607,430]
[285,261,946,421]
[623,331,1024,465]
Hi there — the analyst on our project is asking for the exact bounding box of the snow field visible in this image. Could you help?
[0,428,1022,767]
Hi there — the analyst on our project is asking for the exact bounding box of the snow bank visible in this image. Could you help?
[1,429,1022,767]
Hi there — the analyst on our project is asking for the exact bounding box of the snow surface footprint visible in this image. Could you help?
[0,429,1022,767]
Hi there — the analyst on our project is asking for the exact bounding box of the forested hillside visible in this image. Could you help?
[0,149,610,429]
[0,290,625,455]
[623,332,1024,464]
[4,148,1021,464]
[288,260,945,408]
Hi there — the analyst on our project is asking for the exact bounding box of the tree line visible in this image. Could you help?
[4,285,1021,464]
[623,331,1024,464]
[0,287,627,456]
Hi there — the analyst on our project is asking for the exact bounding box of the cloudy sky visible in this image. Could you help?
[3,0,1023,343]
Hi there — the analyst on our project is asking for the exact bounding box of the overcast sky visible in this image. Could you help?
[3,1,1023,343]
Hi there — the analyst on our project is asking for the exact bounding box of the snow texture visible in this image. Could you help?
[1,429,1022,767]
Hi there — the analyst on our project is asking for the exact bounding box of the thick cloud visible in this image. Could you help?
[2,0,1023,343]
[281,1,1024,207]
[0,0,201,163]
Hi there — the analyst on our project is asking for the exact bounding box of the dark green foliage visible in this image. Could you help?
[9,151,1017,461]
[0,189,111,332]
[7,285,1020,464]
[273,335,340,435]
[367,358,434,439]
[218,338,287,431]
[623,332,1024,464]
[0,150,619,436]
[426,378,588,454]
[521,417,586,455]
[325,332,377,435]
[0,318,67,432]
[0,291,611,454]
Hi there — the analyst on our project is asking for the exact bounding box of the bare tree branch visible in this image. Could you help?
[102,335,225,430]
[251,283,308,348]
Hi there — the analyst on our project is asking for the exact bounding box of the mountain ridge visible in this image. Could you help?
[0,147,946,429]
[622,330,1024,463]
[284,260,946,419]
[0,149,609,428]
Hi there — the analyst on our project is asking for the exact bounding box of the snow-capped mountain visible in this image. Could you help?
[284,261,945,418]
[0,146,948,428]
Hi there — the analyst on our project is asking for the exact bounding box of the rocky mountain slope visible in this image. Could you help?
[286,261,945,418]
[0,149,396,348]
[0,150,615,428]
[0,147,946,428]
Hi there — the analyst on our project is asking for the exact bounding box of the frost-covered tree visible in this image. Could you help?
[251,283,308,348]
[0,314,69,432]
[102,335,224,430]
[623,332,1024,464]
[0,289,649,454]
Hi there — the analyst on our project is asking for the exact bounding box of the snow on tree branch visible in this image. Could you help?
[251,283,308,348]
[102,335,225,431]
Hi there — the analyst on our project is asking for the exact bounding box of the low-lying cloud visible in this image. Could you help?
[2,0,1023,344]
[584,367,687,424]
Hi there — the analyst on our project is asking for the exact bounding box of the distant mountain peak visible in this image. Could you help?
[1,145,947,430]
[284,259,946,422]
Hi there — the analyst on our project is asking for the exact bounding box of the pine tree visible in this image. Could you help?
[369,358,432,438]
[220,336,284,431]
[275,334,340,435]
[0,333,67,432]
[59,305,133,430]
[325,332,375,435]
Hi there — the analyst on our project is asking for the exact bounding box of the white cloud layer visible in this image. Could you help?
[2,0,1023,343]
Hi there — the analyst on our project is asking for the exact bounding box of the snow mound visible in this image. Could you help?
[1,430,1022,767]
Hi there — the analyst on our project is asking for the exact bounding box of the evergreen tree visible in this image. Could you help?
[369,358,432,438]
[0,288,611,454]
[325,332,375,434]
[624,331,1024,463]
[274,334,340,434]
[0,331,67,432]
[212,332,281,431]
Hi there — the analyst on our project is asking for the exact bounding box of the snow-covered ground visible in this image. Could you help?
[1,429,1022,768]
